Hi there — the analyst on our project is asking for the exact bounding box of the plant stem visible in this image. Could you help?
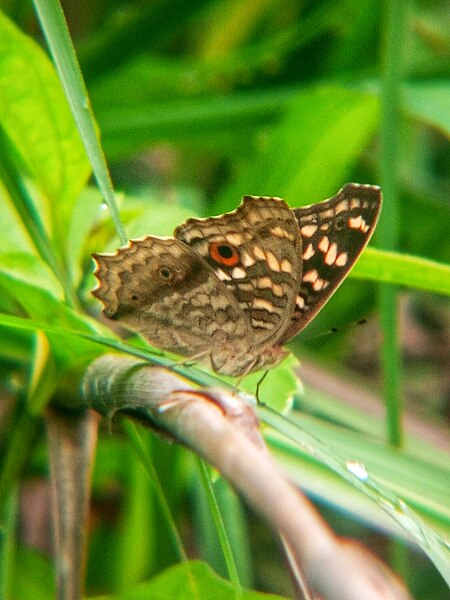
[379,1,408,448]
[32,0,127,245]
[197,458,243,598]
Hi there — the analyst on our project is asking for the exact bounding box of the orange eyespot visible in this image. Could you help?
[208,242,240,266]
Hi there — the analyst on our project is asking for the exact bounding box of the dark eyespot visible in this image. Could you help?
[159,266,173,279]
[334,217,345,230]
[218,245,233,259]
[131,294,139,301]
[208,242,240,266]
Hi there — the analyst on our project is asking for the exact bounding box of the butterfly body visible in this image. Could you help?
[93,183,381,376]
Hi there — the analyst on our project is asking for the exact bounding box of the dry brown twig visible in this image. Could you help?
[80,353,413,600]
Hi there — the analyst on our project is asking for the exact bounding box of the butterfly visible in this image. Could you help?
[92,183,381,376]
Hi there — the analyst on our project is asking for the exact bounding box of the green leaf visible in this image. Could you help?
[27,332,58,415]
[89,559,287,600]
[0,188,35,254]
[213,86,380,213]
[352,247,450,297]
[0,9,90,230]
[11,547,54,600]
[32,0,126,245]
[0,254,105,375]
[240,354,300,413]
[66,187,104,284]
[0,253,64,299]
[260,405,450,586]
[96,87,298,160]
[403,81,450,138]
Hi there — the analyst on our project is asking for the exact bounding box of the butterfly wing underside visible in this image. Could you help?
[175,195,301,347]
[92,183,382,376]
[92,237,251,363]
[279,183,382,343]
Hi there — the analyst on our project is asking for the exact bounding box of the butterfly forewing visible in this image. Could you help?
[92,237,252,361]
[175,196,301,345]
[279,183,382,343]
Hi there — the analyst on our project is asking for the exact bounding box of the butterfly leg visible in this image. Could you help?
[255,371,269,404]
[175,350,210,370]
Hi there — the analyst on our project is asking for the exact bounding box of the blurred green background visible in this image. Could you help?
[0,0,449,598]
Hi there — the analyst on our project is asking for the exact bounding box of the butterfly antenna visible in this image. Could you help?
[300,317,368,343]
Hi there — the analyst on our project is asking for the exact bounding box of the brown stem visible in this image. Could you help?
[83,354,413,600]
[45,408,99,600]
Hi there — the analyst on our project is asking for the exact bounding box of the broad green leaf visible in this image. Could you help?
[403,81,450,138]
[0,325,32,365]
[213,86,380,213]
[0,9,90,230]
[66,187,104,284]
[0,253,63,299]
[0,186,35,254]
[240,353,300,413]
[123,194,200,240]
[90,559,287,600]
[0,256,105,375]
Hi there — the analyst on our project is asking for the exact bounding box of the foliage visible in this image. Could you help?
[0,1,449,599]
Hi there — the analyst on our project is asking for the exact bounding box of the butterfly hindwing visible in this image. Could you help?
[279,183,382,343]
[92,237,252,362]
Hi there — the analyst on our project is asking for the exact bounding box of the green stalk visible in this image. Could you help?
[0,486,19,600]
[122,420,187,562]
[32,0,127,245]
[197,458,243,598]
[379,1,408,448]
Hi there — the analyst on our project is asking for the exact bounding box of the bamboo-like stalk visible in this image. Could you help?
[83,354,413,600]
[45,408,99,600]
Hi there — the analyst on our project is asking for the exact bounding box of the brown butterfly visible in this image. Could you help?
[93,183,381,376]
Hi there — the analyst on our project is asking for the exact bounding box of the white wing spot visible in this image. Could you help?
[253,245,266,260]
[324,242,338,265]
[318,236,330,253]
[280,259,293,274]
[272,283,284,297]
[335,200,349,214]
[251,318,273,330]
[237,282,254,292]
[241,251,256,267]
[295,295,305,309]
[266,251,281,272]
[216,269,232,281]
[303,269,318,283]
[348,215,363,230]
[303,243,315,260]
[271,226,294,241]
[257,276,272,289]
[335,252,348,266]
[312,278,327,291]
[226,232,244,246]
[253,298,277,313]
[231,266,247,279]
[301,224,318,237]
